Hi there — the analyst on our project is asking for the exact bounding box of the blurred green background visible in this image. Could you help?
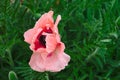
[0,0,120,80]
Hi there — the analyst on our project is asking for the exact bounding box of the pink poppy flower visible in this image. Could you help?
[24,11,70,72]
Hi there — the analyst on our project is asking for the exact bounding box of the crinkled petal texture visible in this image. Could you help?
[23,10,70,72]
[29,43,70,72]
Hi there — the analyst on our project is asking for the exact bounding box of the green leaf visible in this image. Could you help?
[8,71,18,80]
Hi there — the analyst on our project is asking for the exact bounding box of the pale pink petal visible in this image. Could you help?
[53,15,61,34]
[29,42,70,72]
[52,15,61,42]
[45,34,57,53]
[29,52,46,72]
[29,28,43,51]
[55,34,61,42]
[44,43,70,72]
[34,11,54,29]
[44,52,70,72]
[24,28,36,44]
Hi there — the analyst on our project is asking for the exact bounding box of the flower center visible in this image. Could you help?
[39,35,46,47]
[34,27,53,50]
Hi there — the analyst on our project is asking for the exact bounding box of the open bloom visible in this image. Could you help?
[24,11,70,72]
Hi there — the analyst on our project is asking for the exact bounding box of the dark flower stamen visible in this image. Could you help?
[39,35,46,47]
[34,28,53,50]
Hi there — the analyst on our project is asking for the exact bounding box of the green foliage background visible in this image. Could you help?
[0,0,120,80]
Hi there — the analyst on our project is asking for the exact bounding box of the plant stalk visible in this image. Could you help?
[45,72,49,80]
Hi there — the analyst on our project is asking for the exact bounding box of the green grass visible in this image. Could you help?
[0,0,120,80]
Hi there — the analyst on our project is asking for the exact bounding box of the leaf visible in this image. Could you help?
[8,71,18,80]
[100,39,112,43]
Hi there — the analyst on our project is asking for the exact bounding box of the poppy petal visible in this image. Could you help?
[34,11,54,29]
[29,52,46,72]
[45,34,57,53]
[24,29,36,44]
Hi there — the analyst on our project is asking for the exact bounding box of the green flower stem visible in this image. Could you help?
[45,72,49,80]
